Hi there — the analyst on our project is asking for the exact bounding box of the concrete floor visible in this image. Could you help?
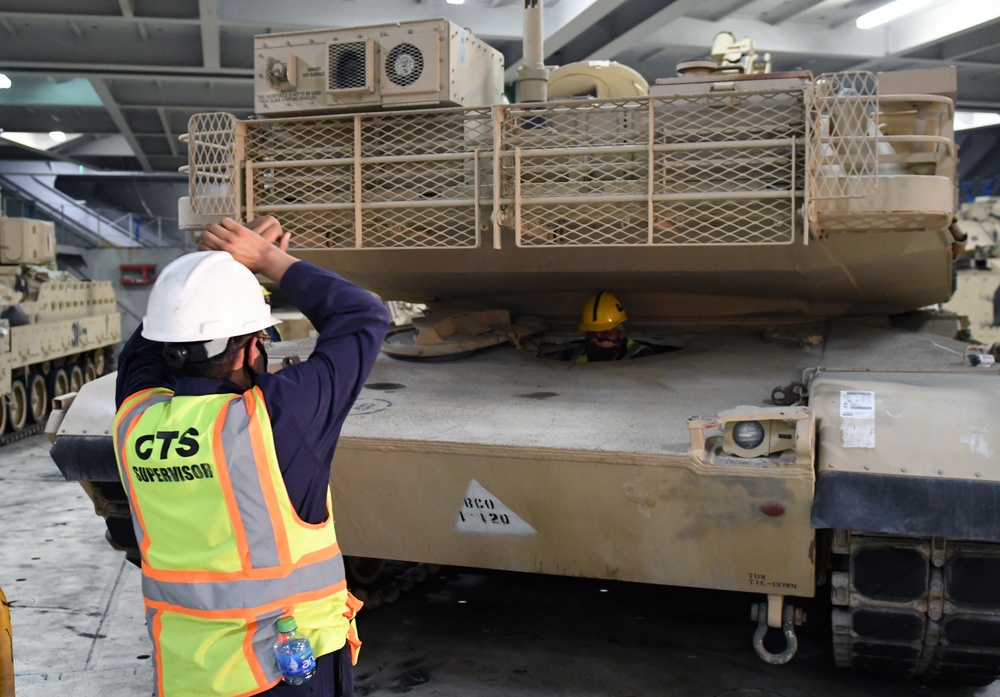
[3,432,999,697]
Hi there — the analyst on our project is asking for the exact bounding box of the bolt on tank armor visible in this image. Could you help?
[47,2,1000,688]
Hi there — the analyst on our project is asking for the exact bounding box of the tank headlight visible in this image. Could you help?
[731,421,765,450]
[722,418,797,458]
[689,406,809,462]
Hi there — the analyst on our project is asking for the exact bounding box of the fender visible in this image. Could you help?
[809,370,1000,542]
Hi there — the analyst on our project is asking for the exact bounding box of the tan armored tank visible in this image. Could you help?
[48,7,1000,687]
[0,215,119,438]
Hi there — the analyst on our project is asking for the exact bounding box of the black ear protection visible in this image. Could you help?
[162,341,219,369]
[163,344,191,369]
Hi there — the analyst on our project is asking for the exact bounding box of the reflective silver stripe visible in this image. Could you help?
[219,397,282,569]
[141,552,346,611]
[145,605,161,696]
[115,392,174,551]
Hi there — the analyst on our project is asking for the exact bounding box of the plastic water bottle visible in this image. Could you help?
[273,615,316,685]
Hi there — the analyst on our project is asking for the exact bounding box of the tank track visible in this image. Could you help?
[346,559,441,610]
[831,532,1000,686]
[0,422,45,446]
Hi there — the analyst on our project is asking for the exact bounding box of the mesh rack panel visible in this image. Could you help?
[184,72,894,250]
[500,89,807,247]
[806,71,879,201]
[187,112,240,219]
[241,107,493,249]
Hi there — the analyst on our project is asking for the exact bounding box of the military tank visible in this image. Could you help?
[48,6,1000,687]
[0,214,119,440]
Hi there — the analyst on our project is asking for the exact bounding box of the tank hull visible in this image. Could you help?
[263,319,984,599]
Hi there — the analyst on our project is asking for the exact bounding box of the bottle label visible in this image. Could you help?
[277,647,316,678]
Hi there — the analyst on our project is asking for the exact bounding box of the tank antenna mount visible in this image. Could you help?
[518,0,549,102]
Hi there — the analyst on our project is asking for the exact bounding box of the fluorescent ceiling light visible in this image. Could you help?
[0,131,82,151]
[445,0,465,4]
[955,111,1000,131]
[0,74,10,90]
[856,0,934,29]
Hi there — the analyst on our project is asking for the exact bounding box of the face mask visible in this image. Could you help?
[256,338,268,370]
[585,339,623,362]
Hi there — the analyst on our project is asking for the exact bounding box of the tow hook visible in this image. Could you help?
[750,594,805,665]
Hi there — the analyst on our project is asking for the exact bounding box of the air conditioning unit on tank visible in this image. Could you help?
[254,19,504,115]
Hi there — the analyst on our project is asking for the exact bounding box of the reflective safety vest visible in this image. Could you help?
[574,338,652,362]
[113,387,361,697]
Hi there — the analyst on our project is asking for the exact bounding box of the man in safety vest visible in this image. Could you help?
[573,291,652,362]
[113,216,390,697]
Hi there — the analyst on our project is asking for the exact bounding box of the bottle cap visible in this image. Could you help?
[276,616,297,633]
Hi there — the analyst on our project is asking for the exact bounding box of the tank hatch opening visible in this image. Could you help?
[525,334,683,363]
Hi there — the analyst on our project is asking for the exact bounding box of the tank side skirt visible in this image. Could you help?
[813,471,1000,542]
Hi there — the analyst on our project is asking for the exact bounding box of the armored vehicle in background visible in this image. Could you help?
[0,215,119,440]
[48,8,1000,688]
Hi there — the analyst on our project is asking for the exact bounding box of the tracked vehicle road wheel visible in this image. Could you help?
[346,557,387,586]
[832,533,1000,686]
[7,380,28,432]
[83,359,96,384]
[92,348,106,377]
[47,367,69,399]
[0,394,8,434]
[27,373,47,424]
[69,364,84,394]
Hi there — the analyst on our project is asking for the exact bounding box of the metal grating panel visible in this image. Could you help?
[807,71,879,201]
[183,71,919,250]
[328,41,371,92]
[242,107,493,249]
[187,112,239,218]
[651,89,803,246]
[501,90,805,247]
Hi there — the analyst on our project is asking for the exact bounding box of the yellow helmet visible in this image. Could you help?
[579,291,627,332]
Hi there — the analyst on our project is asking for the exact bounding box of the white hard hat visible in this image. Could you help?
[142,251,280,343]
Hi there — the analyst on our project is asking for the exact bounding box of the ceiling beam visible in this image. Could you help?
[199,0,222,70]
[932,23,1000,62]
[89,77,153,172]
[643,15,883,59]
[213,0,522,36]
[158,108,180,158]
[117,0,150,40]
[759,0,825,26]
[2,11,202,27]
[582,0,706,62]
[2,64,251,79]
[693,0,758,23]
[886,0,1000,56]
